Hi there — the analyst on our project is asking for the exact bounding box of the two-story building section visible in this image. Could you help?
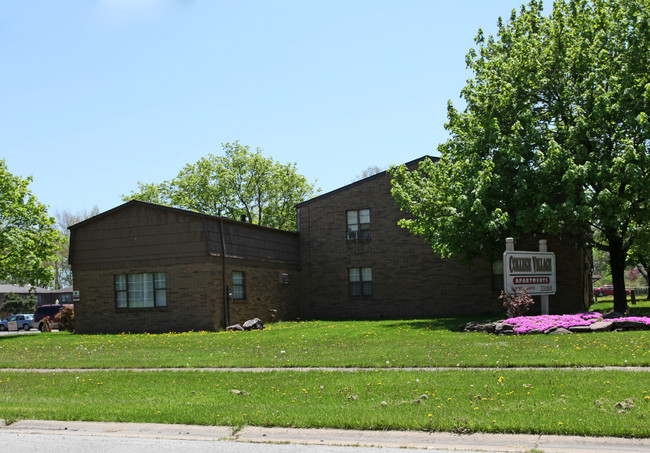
[296,157,590,319]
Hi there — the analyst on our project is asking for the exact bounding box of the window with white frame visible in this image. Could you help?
[232,271,246,300]
[347,209,370,240]
[349,267,372,297]
[115,272,167,308]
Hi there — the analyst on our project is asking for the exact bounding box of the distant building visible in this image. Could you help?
[0,284,73,316]
[69,157,590,333]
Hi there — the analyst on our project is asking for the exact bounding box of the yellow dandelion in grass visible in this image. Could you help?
[428,413,432,417]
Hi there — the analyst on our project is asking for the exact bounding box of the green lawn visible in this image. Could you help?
[591,296,650,317]
[1,369,648,437]
[1,318,649,437]
[1,318,648,368]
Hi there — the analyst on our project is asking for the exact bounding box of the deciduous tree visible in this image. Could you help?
[391,0,650,313]
[0,160,61,287]
[123,142,317,231]
[52,206,100,289]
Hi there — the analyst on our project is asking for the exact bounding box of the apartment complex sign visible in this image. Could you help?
[504,251,556,295]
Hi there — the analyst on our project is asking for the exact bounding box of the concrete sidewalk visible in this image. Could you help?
[2,419,650,452]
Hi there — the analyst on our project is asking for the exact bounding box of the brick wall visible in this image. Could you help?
[298,171,588,319]
[73,259,222,334]
[73,256,301,334]
[225,258,300,326]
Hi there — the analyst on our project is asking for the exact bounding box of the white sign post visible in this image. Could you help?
[504,238,556,315]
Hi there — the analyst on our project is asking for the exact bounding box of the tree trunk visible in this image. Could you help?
[608,238,628,313]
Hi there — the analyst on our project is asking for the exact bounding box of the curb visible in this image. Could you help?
[2,420,650,452]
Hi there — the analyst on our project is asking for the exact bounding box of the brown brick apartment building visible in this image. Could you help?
[296,158,590,319]
[69,201,300,333]
[69,157,590,333]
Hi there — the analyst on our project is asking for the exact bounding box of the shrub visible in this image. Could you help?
[2,292,37,315]
[55,306,74,332]
[40,317,52,332]
[499,288,535,318]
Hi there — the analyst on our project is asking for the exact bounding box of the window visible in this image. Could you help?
[60,293,72,304]
[349,267,372,297]
[115,272,167,308]
[232,271,246,300]
[347,209,370,240]
[492,260,504,291]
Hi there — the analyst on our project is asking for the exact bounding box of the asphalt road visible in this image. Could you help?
[0,328,42,335]
[2,420,650,452]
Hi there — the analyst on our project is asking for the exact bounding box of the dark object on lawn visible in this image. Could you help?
[226,318,265,331]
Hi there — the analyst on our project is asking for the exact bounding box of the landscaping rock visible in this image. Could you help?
[226,324,244,331]
[589,320,614,332]
[494,322,514,335]
[243,318,265,330]
[463,321,485,332]
[612,320,650,330]
[548,327,572,335]
[568,325,592,333]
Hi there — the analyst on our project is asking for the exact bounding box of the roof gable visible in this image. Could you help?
[296,155,438,207]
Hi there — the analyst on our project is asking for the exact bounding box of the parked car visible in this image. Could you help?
[593,285,631,297]
[33,304,71,331]
[0,314,34,331]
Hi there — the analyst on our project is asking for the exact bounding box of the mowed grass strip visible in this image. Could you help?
[591,297,650,316]
[1,369,648,437]
[1,319,648,369]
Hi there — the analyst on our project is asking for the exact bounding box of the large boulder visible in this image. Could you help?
[243,318,265,330]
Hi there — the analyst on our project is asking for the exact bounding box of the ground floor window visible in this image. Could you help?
[232,271,246,300]
[115,272,167,308]
[349,267,372,297]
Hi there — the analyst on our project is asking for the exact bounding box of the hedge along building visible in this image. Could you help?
[69,157,591,333]
[68,201,300,334]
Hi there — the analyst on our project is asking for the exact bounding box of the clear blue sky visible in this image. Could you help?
[2,0,524,218]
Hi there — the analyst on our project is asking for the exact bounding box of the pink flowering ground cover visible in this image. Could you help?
[503,312,650,334]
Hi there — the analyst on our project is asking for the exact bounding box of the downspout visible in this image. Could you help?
[219,220,230,328]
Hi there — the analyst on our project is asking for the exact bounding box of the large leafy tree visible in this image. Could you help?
[0,160,61,287]
[391,0,650,313]
[124,142,317,231]
[52,206,101,289]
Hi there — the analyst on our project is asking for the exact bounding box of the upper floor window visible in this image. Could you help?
[232,271,246,300]
[349,267,372,297]
[347,209,370,240]
[492,260,504,291]
[115,272,167,308]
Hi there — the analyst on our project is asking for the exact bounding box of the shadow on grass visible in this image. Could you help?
[381,314,501,332]
[590,296,650,317]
